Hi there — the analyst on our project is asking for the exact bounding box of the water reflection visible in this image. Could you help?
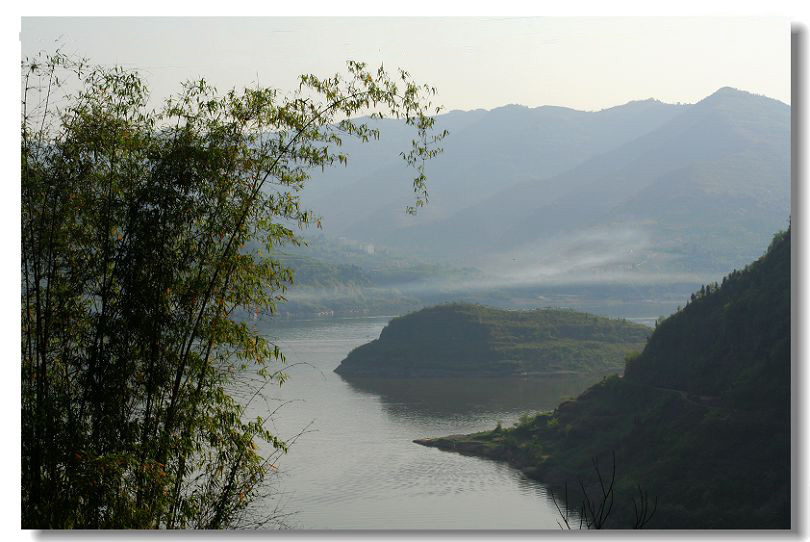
[249,316,625,528]
[339,373,613,424]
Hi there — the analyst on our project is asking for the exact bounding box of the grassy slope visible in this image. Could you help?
[335,303,650,377]
[417,229,790,528]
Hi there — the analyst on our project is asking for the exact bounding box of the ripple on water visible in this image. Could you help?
[253,317,567,529]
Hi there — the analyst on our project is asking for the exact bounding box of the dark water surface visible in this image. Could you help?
[248,316,608,529]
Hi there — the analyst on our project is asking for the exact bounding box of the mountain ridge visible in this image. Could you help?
[357,86,788,278]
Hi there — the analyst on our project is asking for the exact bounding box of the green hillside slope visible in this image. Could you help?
[417,229,790,528]
[334,303,650,377]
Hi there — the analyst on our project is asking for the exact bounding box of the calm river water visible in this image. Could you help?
[247,316,611,530]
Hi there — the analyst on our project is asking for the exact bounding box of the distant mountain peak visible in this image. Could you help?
[597,97,673,114]
[623,97,663,105]
[713,85,746,94]
[697,86,787,108]
[494,103,531,111]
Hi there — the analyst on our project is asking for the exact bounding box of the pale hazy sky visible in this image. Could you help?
[21,16,790,112]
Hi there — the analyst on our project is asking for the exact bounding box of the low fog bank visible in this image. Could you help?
[279,270,710,325]
[273,224,738,321]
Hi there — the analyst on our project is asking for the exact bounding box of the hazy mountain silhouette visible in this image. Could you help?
[304,88,789,284]
[303,98,688,241]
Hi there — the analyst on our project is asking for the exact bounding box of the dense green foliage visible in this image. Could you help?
[335,303,650,377]
[422,229,790,528]
[624,229,790,403]
[21,53,445,528]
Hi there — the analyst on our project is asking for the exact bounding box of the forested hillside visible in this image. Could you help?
[417,229,791,528]
[335,303,650,377]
